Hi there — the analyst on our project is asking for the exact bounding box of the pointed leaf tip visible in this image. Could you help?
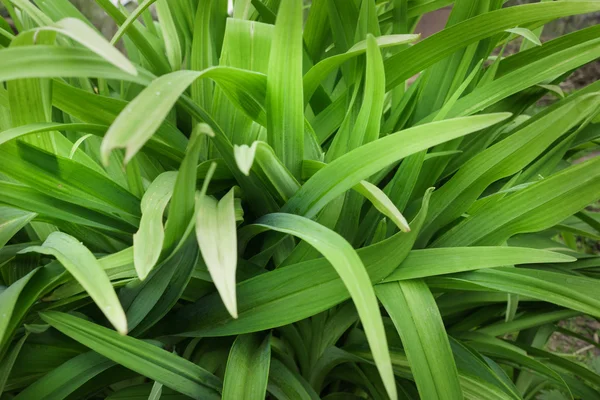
[234,142,259,176]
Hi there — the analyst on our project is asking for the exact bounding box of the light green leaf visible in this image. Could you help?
[20,232,127,334]
[99,67,261,165]
[383,247,575,282]
[196,179,238,318]
[505,27,542,47]
[303,160,409,232]
[266,0,304,178]
[156,0,182,71]
[109,0,156,45]
[163,125,212,253]
[133,171,177,280]
[33,18,137,75]
[149,381,163,400]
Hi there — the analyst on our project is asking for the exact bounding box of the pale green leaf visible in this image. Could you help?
[133,171,177,280]
[20,232,128,334]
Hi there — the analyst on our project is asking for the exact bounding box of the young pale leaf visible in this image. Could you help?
[383,247,575,282]
[133,171,177,280]
[33,18,137,75]
[148,381,163,400]
[303,34,419,103]
[99,67,264,165]
[163,125,212,253]
[234,141,300,202]
[156,0,182,71]
[40,311,222,399]
[505,27,542,47]
[20,232,127,334]
[197,186,238,319]
[249,213,397,400]
[377,280,463,400]
[110,0,156,45]
[303,160,409,232]
[265,0,304,178]
[223,333,271,400]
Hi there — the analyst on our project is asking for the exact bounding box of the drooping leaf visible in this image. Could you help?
[40,311,222,399]
[20,232,127,334]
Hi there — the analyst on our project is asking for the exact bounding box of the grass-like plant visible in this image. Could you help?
[1,0,600,399]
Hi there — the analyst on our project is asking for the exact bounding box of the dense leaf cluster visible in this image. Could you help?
[0,0,600,399]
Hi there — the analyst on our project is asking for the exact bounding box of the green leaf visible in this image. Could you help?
[265,0,304,178]
[303,33,419,103]
[134,172,177,280]
[163,125,212,253]
[109,0,156,45]
[20,232,127,334]
[283,113,511,218]
[434,155,600,247]
[421,93,600,243]
[303,160,409,232]
[234,141,300,202]
[98,67,261,165]
[222,333,271,400]
[267,358,320,400]
[376,279,463,400]
[125,240,198,336]
[384,2,600,90]
[40,311,222,399]
[430,268,600,319]
[0,333,28,393]
[0,269,36,347]
[383,247,575,282]
[247,212,397,400]
[0,141,141,226]
[0,206,36,248]
[13,351,115,400]
[175,189,432,336]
